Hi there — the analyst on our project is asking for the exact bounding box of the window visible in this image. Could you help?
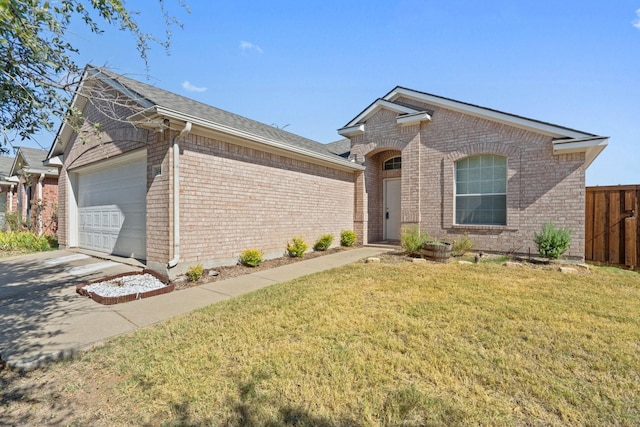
[383,156,401,170]
[455,154,506,225]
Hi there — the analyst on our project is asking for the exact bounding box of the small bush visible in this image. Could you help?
[340,230,356,247]
[313,234,333,251]
[0,231,52,252]
[452,233,474,257]
[239,249,263,267]
[287,236,308,258]
[533,223,572,259]
[400,225,429,256]
[186,264,204,281]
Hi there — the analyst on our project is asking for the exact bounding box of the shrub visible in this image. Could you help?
[239,248,263,267]
[313,234,333,251]
[0,231,52,252]
[340,230,357,247]
[400,225,429,256]
[287,236,308,258]
[186,264,204,281]
[452,233,474,257]
[533,223,572,259]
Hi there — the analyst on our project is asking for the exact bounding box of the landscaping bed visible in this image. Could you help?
[76,269,172,305]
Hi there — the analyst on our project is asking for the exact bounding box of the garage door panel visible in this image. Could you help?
[77,156,146,259]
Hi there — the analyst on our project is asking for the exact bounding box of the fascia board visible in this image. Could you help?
[130,107,365,172]
[343,99,420,128]
[385,87,594,139]
[21,167,60,177]
[396,111,432,126]
[337,124,365,137]
[553,137,608,168]
[43,155,63,167]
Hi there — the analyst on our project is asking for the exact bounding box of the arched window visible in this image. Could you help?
[455,154,506,225]
[383,156,401,170]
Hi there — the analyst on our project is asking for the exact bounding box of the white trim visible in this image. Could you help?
[43,155,63,167]
[396,111,432,126]
[129,107,364,172]
[553,137,608,168]
[337,124,364,137]
[69,149,147,174]
[384,87,596,139]
[342,99,421,129]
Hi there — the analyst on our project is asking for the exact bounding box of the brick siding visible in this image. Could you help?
[351,98,587,259]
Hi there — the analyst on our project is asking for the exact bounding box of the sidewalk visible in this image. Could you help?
[2,247,391,371]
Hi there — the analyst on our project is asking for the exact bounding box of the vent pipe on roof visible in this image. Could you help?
[167,121,192,269]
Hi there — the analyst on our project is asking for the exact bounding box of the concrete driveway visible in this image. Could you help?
[0,250,141,370]
[0,246,392,371]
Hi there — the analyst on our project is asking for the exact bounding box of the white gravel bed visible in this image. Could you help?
[82,274,167,298]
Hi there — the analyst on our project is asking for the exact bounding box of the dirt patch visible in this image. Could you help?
[174,247,354,290]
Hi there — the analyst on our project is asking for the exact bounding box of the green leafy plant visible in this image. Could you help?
[340,230,357,247]
[452,232,474,257]
[400,225,429,256]
[0,231,52,252]
[533,223,572,259]
[186,264,204,282]
[239,249,263,267]
[313,234,333,251]
[287,237,308,258]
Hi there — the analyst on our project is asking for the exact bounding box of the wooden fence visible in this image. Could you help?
[585,185,639,268]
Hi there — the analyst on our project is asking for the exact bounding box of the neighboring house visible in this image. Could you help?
[47,66,607,278]
[8,147,59,235]
[337,87,607,259]
[0,156,18,230]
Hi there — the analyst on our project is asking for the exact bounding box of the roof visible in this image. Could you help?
[338,86,608,167]
[10,147,58,177]
[325,139,351,158]
[0,156,13,177]
[15,147,48,167]
[49,66,363,171]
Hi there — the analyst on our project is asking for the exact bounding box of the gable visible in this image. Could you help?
[49,66,363,172]
[340,86,608,168]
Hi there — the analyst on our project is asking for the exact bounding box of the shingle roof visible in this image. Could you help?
[325,139,351,158]
[16,147,48,167]
[0,156,14,177]
[91,66,341,160]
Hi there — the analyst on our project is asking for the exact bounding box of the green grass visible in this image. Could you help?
[34,262,640,425]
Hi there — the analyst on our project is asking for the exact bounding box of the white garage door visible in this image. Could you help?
[78,156,146,259]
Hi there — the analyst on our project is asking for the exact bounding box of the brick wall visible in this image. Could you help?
[350,99,587,259]
[173,133,356,271]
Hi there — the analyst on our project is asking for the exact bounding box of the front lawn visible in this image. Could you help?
[2,260,639,425]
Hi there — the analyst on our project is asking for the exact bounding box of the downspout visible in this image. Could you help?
[167,121,192,269]
[37,173,45,236]
[8,184,14,212]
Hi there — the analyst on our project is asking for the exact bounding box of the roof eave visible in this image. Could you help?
[385,87,596,139]
[553,137,609,168]
[129,107,365,172]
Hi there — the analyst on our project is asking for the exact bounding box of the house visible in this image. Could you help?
[337,87,607,259]
[47,66,607,278]
[7,147,59,235]
[47,66,362,277]
[0,155,17,230]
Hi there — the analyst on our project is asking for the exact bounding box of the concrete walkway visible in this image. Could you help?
[0,247,390,371]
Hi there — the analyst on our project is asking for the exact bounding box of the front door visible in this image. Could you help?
[384,178,401,240]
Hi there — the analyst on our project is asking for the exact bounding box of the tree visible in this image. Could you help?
[0,0,189,148]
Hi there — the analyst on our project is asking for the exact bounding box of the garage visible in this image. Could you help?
[76,152,146,259]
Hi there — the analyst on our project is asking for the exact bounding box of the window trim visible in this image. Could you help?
[383,156,401,170]
[454,154,507,226]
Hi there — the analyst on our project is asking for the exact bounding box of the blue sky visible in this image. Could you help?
[18,0,640,186]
